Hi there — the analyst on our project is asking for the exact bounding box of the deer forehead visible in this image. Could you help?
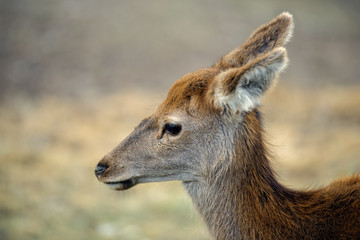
[156,68,219,115]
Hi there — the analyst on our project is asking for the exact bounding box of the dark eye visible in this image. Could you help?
[164,123,182,136]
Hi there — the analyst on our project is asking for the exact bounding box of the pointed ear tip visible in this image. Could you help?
[277,12,294,42]
[276,12,294,29]
[279,12,293,22]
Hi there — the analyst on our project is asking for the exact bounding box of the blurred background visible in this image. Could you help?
[1,0,359,239]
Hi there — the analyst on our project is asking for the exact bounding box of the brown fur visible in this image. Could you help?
[214,12,293,70]
[159,68,219,114]
[227,111,360,239]
[96,13,360,239]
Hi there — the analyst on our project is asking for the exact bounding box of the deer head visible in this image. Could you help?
[95,12,293,191]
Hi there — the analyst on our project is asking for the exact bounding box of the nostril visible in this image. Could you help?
[94,163,109,177]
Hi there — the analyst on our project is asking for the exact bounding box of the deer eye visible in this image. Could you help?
[164,123,182,136]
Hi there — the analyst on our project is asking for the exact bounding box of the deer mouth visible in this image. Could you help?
[104,178,137,191]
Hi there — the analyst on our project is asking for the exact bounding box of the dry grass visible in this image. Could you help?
[1,85,359,240]
[264,85,360,187]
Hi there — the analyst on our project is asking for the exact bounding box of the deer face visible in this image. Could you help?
[95,12,294,191]
[95,69,226,190]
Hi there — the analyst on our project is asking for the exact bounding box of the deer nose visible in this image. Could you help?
[94,163,109,178]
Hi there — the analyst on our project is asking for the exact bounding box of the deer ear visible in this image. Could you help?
[209,48,288,115]
[215,12,293,69]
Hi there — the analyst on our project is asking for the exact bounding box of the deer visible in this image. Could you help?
[95,12,360,240]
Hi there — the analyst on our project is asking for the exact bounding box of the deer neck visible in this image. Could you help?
[184,110,295,240]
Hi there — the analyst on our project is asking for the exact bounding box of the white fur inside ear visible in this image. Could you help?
[213,70,262,114]
[214,85,261,113]
[213,48,287,115]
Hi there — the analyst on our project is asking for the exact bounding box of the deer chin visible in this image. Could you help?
[104,178,137,191]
